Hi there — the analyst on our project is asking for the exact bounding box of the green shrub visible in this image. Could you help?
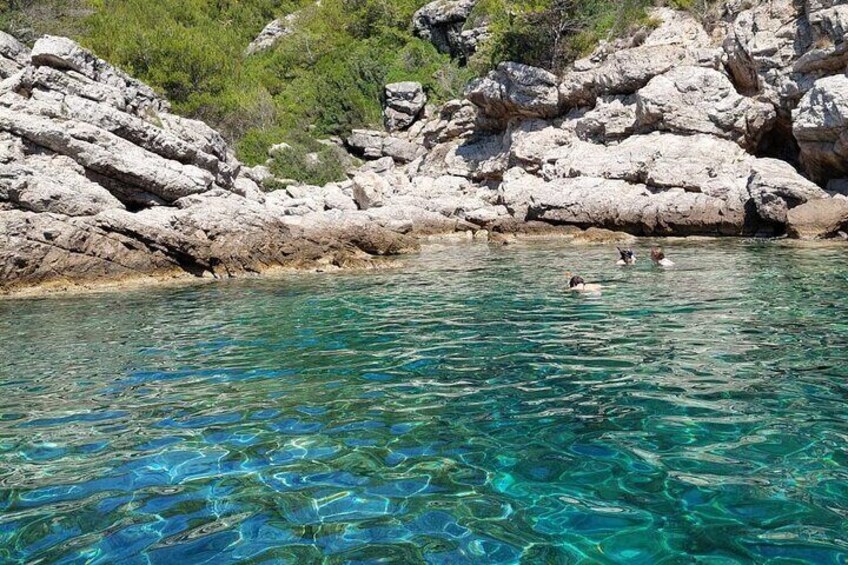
[30,0,467,183]
[236,126,289,166]
[2,0,718,183]
[0,0,93,43]
[470,0,659,72]
[268,133,352,186]
[260,177,292,192]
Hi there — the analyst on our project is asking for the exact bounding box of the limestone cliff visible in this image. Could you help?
[2,1,848,295]
[0,34,426,294]
[349,3,848,240]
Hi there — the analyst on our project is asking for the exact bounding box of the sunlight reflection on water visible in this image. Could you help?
[1,239,847,563]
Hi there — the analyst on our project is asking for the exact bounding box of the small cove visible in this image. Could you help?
[1,239,847,563]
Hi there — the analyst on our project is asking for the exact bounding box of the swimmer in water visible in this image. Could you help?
[616,247,636,266]
[650,246,674,267]
[566,272,602,293]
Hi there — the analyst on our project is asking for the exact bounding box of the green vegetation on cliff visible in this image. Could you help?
[2,0,715,182]
[83,0,471,167]
[0,0,93,42]
[468,0,715,72]
[2,0,470,182]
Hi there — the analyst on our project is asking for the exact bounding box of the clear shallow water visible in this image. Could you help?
[1,239,847,564]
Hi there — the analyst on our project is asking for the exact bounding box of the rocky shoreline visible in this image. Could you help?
[0,226,632,298]
[2,1,848,296]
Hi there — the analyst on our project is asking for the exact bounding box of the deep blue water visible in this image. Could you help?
[1,239,847,564]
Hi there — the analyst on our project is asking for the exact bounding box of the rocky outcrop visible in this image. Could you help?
[0,35,453,295]
[383,82,426,132]
[509,172,748,236]
[467,63,562,121]
[348,5,844,241]
[0,36,231,210]
[717,0,848,175]
[332,3,847,244]
[245,10,302,55]
[5,1,848,295]
[346,129,425,163]
[721,0,848,109]
[786,196,848,238]
[0,31,29,79]
[792,74,848,183]
[28,36,166,115]
[497,133,829,236]
[634,66,775,150]
[560,9,721,108]
[412,0,488,60]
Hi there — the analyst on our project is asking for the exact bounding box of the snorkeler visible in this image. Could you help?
[616,247,636,266]
[650,247,674,267]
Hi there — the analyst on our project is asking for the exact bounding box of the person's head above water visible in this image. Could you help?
[567,274,585,288]
[650,246,675,266]
[565,272,601,293]
[617,247,636,264]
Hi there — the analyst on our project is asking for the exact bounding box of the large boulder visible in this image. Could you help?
[747,158,829,224]
[560,8,720,108]
[786,196,848,238]
[466,62,561,121]
[245,14,298,56]
[635,66,776,149]
[382,136,424,163]
[383,82,427,131]
[502,131,829,235]
[0,31,30,79]
[412,0,478,58]
[346,129,424,163]
[347,129,385,159]
[351,171,389,209]
[419,99,484,147]
[542,133,752,199]
[500,168,748,236]
[792,74,848,183]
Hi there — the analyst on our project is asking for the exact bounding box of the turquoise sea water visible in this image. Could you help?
[1,239,847,564]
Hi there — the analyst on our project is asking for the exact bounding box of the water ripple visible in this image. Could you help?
[1,239,847,563]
